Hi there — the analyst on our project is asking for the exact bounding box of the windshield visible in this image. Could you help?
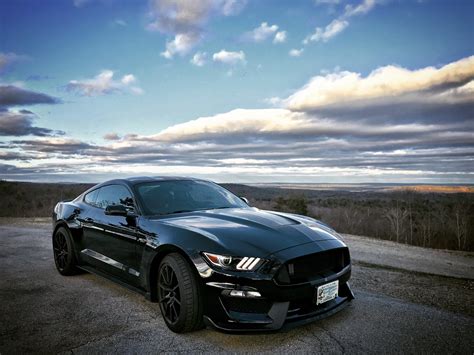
[135,180,247,215]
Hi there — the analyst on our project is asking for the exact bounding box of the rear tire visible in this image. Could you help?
[53,227,79,276]
[157,253,204,333]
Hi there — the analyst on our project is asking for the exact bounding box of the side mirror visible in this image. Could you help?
[105,204,129,216]
[240,197,250,205]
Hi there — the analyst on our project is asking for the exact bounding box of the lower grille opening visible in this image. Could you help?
[275,247,349,285]
[221,296,272,314]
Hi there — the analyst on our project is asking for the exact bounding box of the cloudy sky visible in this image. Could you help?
[0,0,473,183]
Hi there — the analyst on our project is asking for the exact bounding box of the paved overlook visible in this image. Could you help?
[0,220,473,354]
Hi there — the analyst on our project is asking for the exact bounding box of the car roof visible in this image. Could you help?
[77,176,214,200]
[101,176,209,188]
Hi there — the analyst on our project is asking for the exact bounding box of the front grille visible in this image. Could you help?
[275,247,349,285]
[221,296,272,314]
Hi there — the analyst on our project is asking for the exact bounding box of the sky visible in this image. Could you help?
[0,0,473,184]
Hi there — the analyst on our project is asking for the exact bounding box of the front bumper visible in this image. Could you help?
[201,263,353,332]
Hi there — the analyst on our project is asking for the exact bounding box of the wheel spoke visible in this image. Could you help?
[171,304,178,321]
[159,285,172,292]
[158,262,182,325]
[53,232,70,271]
[160,268,170,286]
[165,266,172,284]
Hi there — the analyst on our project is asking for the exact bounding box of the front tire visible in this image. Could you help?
[157,253,204,333]
[53,227,79,276]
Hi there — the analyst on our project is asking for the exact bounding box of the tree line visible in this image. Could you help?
[268,193,473,251]
[1,180,472,251]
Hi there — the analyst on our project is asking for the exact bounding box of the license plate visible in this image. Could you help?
[315,280,339,305]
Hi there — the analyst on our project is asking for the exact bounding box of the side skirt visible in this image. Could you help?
[77,265,152,300]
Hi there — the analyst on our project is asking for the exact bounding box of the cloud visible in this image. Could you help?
[344,0,376,17]
[0,84,61,138]
[243,23,286,44]
[11,137,96,154]
[2,55,474,183]
[66,70,143,96]
[285,55,474,111]
[273,31,287,44]
[289,48,304,57]
[0,109,64,137]
[264,96,282,106]
[190,51,207,66]
[304,0,377,44]
[304,19,348,43]
[119,107,473,147]
[161,32,201,58]
[244,22,278,42]
[0,85,60,107]
[0,52,27,75]
[219,0,247,16]
[126,109,310,142]
[147,0,246,33]
[113,19,127,26]
[148,0,246,58]
[103,133,121,141]
[212,50,246,65]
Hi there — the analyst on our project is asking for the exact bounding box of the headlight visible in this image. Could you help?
[202,252,263,271]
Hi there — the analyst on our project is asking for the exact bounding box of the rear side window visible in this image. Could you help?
[84,189,99,206]
[95,185,134,210]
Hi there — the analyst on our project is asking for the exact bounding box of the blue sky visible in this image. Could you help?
[0,0,473,183]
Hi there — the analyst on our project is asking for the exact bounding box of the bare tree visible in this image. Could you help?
[343,207,363,235]
[419,212,432,248]
[453,206,468,250]
[384,201,409,243]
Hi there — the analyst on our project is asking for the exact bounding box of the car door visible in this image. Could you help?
[80,184,142,285]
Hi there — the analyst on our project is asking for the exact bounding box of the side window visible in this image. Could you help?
[84,189,99,207]
[95,185,134,210]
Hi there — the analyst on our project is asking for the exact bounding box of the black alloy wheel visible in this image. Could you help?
[53,227,78,275]
[157,253,204,333]
[158,263,181,324]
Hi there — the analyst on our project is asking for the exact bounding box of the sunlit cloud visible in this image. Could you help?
[148,0,246,59]
[285,55,474,111]
[161,32,201,58]
[212,50,246,65]
[190,51,207,66]
[304,0,378,44]
[289,48,304,57]
[305,19,348,43]
[2,55,474,183]
[273,31,287,44]
[66,70,144,96]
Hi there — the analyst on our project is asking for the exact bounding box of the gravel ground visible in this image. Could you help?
[341,233,474,279]
[0,221,473,354]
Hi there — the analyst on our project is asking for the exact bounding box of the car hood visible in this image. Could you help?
[155,208,341,257]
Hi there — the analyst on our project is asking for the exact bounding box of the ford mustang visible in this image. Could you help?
[52,177,353,333]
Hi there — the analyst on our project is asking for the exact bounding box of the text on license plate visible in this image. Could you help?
[315,280,339,305]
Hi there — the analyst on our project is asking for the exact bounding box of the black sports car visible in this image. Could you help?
[52,177,353,333]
